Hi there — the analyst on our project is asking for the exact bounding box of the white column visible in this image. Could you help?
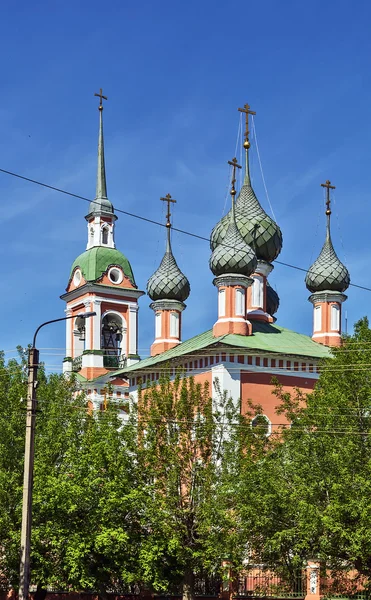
[84,301,93,350]
[92,299,102,350]
[64,307,72,357]
[128,305,138,356]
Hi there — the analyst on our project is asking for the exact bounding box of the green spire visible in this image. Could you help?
[96,106,108,200]
[88,89,114,216]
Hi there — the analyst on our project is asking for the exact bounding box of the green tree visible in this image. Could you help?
[238,317,371,583]
[0,352,141,595]
[134,373,258,600]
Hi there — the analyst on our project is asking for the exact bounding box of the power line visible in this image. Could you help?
[1,166,370,293]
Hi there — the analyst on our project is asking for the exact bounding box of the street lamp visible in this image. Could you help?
[19,311,96,600]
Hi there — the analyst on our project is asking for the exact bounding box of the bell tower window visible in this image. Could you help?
[102,226,109,245]
[101,313,123,357]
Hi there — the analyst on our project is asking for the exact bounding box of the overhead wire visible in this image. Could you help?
[251,116,277,223]
[1,166,370,293]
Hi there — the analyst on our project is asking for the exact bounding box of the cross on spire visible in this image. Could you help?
[228,157,242,197]
[160,193,176,227]
[321,179,336,215]
[94,88,108,111]
[238,103,256,148]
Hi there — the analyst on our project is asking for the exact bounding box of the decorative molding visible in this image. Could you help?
[213,274,253,289]
[255,260,273,277]
[150,299,186,312]
[308,291,347,304]
[61,283,145,303]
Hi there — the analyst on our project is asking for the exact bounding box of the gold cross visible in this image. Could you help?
[160,193,176,227]
[321,180,335,215]
[228,157,242,197]
[94,88,108,111]
[238,103,256,148]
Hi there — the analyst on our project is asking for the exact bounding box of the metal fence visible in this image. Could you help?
[236,569,306,598]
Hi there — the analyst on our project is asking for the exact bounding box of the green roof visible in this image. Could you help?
[70,247,136,286]
[114,321,331,375]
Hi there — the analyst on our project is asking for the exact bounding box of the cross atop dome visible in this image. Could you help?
[238,103,256,149]
[321,179,335,216]
[94,87,108,111]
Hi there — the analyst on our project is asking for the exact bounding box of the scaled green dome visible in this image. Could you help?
[210,202,257,277]
[210,152,282,263]
[147,237,190,302]
[305,225,350,294]
[70,247,136,286]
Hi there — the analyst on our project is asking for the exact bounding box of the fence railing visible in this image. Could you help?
[236,570,307,598]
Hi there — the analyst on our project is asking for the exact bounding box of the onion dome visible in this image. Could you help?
[147,197,190,302]
[305,183,350,293]
[210,158,257,277]
[266,282,279,316]
[210,147,282,263]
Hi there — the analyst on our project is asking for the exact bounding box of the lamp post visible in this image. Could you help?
[18,311,96,600]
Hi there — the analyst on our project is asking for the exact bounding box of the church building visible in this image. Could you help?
[61,95,350,429]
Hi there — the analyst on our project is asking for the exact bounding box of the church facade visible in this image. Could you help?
[61,96,350,429]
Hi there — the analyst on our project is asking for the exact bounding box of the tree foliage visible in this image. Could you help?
[133,375,252,600]
[237,317,371,581]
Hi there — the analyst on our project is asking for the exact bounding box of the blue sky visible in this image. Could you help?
[1,0,371,371]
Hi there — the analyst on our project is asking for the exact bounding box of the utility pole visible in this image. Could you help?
[19,347,39,600]
[18,311,96,600]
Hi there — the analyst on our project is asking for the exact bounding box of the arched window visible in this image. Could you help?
[101,226,109,245]
[101,313,123,361]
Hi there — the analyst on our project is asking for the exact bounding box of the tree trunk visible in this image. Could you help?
[182,568,195,600]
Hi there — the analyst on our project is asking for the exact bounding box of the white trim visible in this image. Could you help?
[252,275,263,308]
[255,260,273,277]
[129,306,137,355]
[218,289,226,317]
[235,288,245,316]
[312,332,341,338]
[101,309,128,325]
[108,267,124,285]
[215,317,248,324]
[246,308,270,318]
[330,304,340,331]
[83,301,92,350]
[67,295,139,310]
[92,299,102,350]
[152,338,181,344]
[314,305,322,332]
[155,312,162,338]
[170,312,179,337]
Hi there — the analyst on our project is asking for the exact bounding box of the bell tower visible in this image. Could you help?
[61,90,144,380]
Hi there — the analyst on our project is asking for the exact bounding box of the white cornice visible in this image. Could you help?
[61,283,145,303]
[149,299,185,312]
[308,291,347,304]
[213,274,253,288]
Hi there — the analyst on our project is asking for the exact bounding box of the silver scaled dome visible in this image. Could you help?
[305,215,350,293]
[210,151,282,263]
[266,282,279,316]
[147,231,190,302]
[210,198,257,277]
